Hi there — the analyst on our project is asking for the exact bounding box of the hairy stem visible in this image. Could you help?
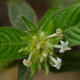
[27,67,32,80]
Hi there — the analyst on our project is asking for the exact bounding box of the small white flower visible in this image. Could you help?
[53,40,71,53]
[45,28,63,39]
[49,56,62,69]
[45,33,57,39]
[23,59,32,67]
[23,52,33,67]
[56,28,62,35]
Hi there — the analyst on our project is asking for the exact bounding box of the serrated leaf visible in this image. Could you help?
[8,0,37,31]
[52,2,80,46]
[17,58,27,80]
[37,7,59,30]
[20,16,36,31]
[0,27,29,60]
[49,51,80,72]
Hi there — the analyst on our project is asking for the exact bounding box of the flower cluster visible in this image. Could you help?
[18,28,71,75]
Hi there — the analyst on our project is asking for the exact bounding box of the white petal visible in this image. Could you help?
[23,59,27,66]
[60,40,64,45]
[66,47,71,50]
[53,64,57,67]
[65,41,69,46]
[56,66,60,69]
[57,57,62,62]
[59,48,64,53]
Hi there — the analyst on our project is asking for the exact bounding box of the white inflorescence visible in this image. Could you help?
[49,56,62,69]
[53,40,71,53]
[21,28,71,70]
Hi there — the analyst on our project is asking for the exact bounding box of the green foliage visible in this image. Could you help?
[42,20,53,35]
[21,36,32,42]
[52,38,60,45]
[1,0,80,80]
[20,16,36,31]
[17,58,27,80]
[37,7,59,30]
[0,27,29,60]
[31,61,36,75]
[52,2,80,46]
[38,63,42,72]
[43,61,49,75]
[8,0,37,30]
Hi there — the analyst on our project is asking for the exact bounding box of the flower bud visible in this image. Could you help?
[23,59,32,67]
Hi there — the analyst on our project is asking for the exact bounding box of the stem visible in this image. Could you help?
[27,67,32,80]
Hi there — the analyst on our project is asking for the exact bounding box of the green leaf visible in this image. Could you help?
[52,38,60,45]
[31,61,36,75]
[17,58,27,80]
[43,61,49,75]
[37,7,59,30]
[52,2,80,46]
[0,27,29,60]
[43,20,53,35]
[21,36,32,42]
[49,51,80,72]
[20,16,36,31]
[38,63,42,72]
[8,0,37,31]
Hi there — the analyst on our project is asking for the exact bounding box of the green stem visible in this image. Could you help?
[27,67,32,80]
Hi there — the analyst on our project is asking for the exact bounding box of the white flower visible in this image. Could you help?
[45,33,57,39]
[49,56,62,69]
[23,59,32,67]
[53,40,71,53]
[45,28,63,39]
[23,52,33,67]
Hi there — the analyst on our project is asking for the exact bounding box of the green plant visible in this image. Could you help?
[0,0,80,80]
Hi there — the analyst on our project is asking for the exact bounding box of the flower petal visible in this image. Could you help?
[65,41,69,45]
[60,40,64,45]
[66,47,71,50]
